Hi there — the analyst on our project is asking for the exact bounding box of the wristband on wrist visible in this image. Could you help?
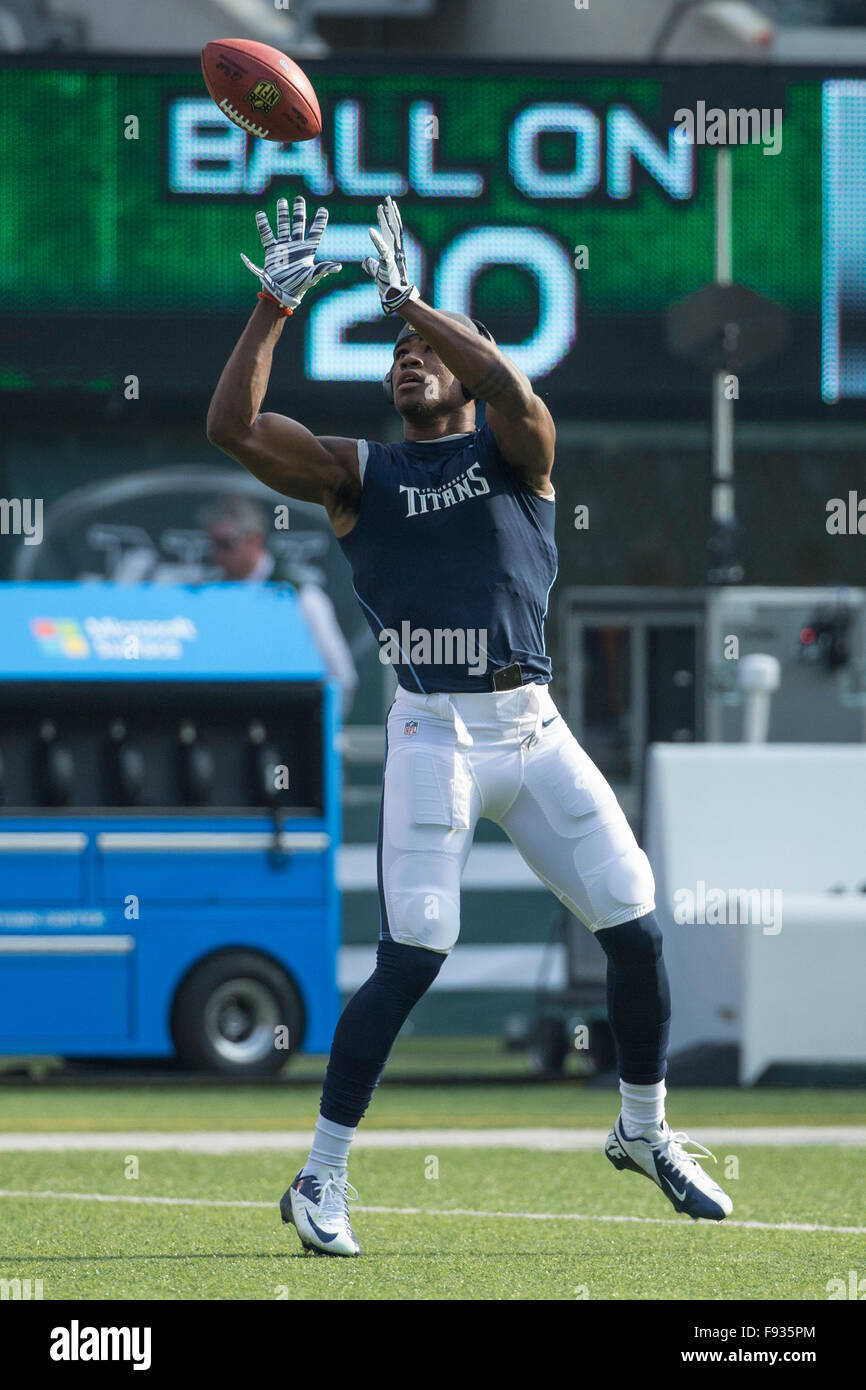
[257,291,293,316]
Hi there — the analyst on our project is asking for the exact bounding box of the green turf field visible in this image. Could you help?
[0,1071,863,1300]
[2,1146,864,1302]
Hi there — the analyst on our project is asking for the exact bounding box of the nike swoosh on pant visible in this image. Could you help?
[541,716,559,727]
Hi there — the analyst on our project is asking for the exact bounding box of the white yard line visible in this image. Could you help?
[0,1126,864,1152]
[0,1188,863,1236]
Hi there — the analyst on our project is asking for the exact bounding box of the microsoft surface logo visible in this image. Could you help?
[30,618,90,659]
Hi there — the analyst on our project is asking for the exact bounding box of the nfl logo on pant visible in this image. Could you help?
[403,720,419,736]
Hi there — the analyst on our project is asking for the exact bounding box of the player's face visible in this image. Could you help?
[391,336,468,420]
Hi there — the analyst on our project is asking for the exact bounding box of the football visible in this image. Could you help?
[200,38,321,143]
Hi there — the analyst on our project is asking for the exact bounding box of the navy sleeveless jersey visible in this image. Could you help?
[337,423,558,693]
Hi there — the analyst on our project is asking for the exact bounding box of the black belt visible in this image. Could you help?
[490,662,523,691]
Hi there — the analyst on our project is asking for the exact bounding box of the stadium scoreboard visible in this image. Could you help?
[0,62,861,410]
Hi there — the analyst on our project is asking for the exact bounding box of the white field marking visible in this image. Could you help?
[0,1188,863,1236]
[0,1126,864,1153]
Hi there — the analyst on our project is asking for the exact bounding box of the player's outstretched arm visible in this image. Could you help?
[206,299,361,533]
[400,299,555,498]
[361,196,554,497]
[207,196,361,535]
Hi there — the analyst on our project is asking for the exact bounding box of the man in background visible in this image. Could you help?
[203,495,357,715]
[201,496,276,584]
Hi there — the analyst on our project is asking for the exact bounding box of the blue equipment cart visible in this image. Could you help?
[0,582,341,1074]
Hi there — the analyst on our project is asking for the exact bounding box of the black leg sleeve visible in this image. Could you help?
[320,938,445,1127]
[595,912,671,1085]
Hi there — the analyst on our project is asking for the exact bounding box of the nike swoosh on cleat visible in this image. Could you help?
[660,1175,687,1202]
[305,1212,339,1244]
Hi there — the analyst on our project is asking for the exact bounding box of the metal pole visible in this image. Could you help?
[711,148,735,531]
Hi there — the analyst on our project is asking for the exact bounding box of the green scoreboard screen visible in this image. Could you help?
[0,61,831,414]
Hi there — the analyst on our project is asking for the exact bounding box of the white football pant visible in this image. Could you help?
[378,682,656,953]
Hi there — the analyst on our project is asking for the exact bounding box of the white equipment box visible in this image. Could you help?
[645,743,866,1084]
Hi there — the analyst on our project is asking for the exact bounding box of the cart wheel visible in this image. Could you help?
[528,1014,569,1078]
[587,1018,617,1073]
[171,951,304,1076]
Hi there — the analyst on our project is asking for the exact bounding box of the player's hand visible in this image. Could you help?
[241,195,342,312]
[362,195,420,315]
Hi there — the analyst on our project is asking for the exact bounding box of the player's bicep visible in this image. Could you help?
[485,393,556,497]
[216,411,355,508]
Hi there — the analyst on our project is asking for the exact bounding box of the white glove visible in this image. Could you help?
[362,195,420,315]
[241,195,341,312]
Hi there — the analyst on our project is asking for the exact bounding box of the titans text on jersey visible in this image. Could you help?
[399,460,490,516]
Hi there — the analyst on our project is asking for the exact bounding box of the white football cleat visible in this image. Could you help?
[281,1170,362,1256]
[605,1116,733,1221]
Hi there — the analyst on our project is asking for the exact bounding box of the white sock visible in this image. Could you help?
[301,1114,356,1179]
[619,1080,666,1136]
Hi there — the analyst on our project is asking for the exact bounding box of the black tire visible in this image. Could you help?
[170,950,304,1076]
[528,1014,569,1078]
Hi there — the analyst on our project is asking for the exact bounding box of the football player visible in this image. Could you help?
[207,194,732,1256]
